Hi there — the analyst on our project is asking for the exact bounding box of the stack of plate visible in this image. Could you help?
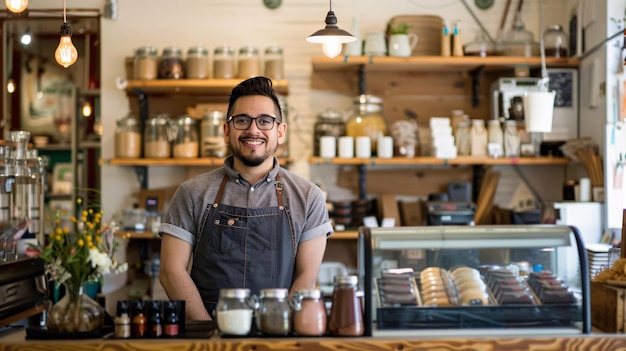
[586,243,612,279]
[386,15,443,56]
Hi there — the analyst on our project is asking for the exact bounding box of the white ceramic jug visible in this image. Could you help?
[388,33,418,57]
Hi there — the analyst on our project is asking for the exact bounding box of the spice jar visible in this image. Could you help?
[237,44,261,79]
[173,115,199,158]
[328,275,364,336]
[313,109,346,157]
[133,46,158,80]
[186,45,209,79]
[291,289,327,336]
[159,46,184,79]
[264,44,284,80]
[346,94,388,155]
[255,288,291,336]
[216,288,254,336]
[115,113,141,158]
[543,24,569,58]
[144,114,173,158]
[213,45,236,79]
[201,111,227,157]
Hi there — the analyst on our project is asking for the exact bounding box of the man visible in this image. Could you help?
[159,76,333,320]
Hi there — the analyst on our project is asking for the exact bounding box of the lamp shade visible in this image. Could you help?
[306,11,356,44]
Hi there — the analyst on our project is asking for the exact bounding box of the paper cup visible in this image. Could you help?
[523,91,556,133]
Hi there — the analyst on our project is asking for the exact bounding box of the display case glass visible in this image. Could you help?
[357,225,590,336]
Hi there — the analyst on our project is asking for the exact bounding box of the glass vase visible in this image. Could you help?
[47,282,105,333]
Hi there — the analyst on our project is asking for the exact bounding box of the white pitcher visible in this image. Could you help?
[388,33,418,57]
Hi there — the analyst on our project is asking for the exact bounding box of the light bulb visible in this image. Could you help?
[5,0,27,13]
[20,32,31,46]
[6,79,15,94]
[55,23,78,68]
[81,101,92,117]
[322,39,342,58]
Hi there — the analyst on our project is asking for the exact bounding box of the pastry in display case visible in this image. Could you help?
[357,225,591,336]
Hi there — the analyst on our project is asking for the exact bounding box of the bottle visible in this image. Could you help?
[213,45,236,79]
[149,301,163,337]
[452,21,464,57]
[487,119,504,157]
[470,119,487,156]
[186,45,209,79]
[264,44,284,80]
[441,21,451,57]
[164,301,180,337]
[455,120,471,156]
[133,46,158,80]
[131,300,147,338]
[114,300,131,338]
[328,275,364,336]
[543,24,569,58]
[504,120,520,157]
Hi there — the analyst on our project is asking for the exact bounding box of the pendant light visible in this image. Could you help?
[6,78,15,94]
[5,0,28,14]
[55,0,78,68]
[306,0,356,58]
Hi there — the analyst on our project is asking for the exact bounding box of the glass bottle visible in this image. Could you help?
[159,46,184,79]
[256,288,291,336]
[201,111,227,157]
[470,119,487,156]
[115,113,141,158]
[114,300,131,339]
[264,44,284,80]
[216,288,254,336]
[213,45,236,79]
[144,114,173,158]
[291,289,327,336]
[163,301,180,337]
[328,275,364,336]
[237,44,261,79]
[346,94,388,155]
[313,109,346,157]
[543,24,569,58]
[131,300,147,338]
[149,300,163,337]
[186,45,209,79]
[133,46,158,80]
[173,115,199,158]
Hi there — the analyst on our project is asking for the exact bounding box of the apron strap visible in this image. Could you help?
[214,175,230,204]
[275,173,284,208]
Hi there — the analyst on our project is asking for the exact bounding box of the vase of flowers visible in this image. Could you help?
[32,201,128,333]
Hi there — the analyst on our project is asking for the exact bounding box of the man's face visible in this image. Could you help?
[224,95,286,167]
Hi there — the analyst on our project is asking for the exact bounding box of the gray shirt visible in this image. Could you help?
[159,156,333,248]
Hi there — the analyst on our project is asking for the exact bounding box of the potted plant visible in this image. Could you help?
[388,23,418,57]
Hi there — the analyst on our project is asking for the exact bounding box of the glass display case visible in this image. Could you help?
[357,225,591,336]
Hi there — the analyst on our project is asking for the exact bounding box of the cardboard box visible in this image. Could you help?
[591,281,626,333]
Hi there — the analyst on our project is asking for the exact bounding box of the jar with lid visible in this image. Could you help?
[201,111,227,157]
[464,30,496,57]
[133,46,158,80]
[470,119,487,156]
[455,120,471,156]
[173,115,199,158]
[254,288,291,336]
[264,44,284,80]
[186,45,209,79]
[499,11,539,57]
[115,113,142,158]
[144,114,173,158]
[543,24,569,58]
[290,289,327,336]
[504,120,520,157]
[213,45,236,79]
[328,275,364,336]
[346,94,388,155]
[216,288,254,336]
[159,46,184,79]
[238,45,261,79]
[313,109,346,157]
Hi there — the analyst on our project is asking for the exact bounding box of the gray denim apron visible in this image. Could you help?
[189,174,296,316]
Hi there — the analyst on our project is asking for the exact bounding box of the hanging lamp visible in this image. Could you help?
[306,0,356,58]
[55,0,78,68]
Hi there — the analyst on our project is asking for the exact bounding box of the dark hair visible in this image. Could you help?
[227,76,283,123]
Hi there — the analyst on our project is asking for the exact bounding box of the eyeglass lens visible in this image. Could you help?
[230,115,276,130]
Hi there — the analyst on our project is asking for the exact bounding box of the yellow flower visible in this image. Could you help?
[77,239,84,247]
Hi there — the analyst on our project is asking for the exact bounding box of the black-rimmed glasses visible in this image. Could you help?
[227,115,277,130]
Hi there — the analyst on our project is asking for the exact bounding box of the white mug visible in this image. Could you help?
[364,32,387,56]
[388,33,418,57]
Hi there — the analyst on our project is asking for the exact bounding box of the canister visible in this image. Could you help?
[159,46,184,79]
[328,275,364,336]
[213,45,236,79]
[255,288,291,336]
[237,44,261,79]
[216,288,253,336]
[200,111,227,157]
[346,94,388,155]
[173,115,199,158]
[291,289,327,336]
[186,45,209,79]
[264,44,284,80]
[115,113,142,158]
[144,114,173,158]
[133,46,158,80]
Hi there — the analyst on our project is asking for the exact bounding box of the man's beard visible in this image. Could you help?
[230,138,276,167]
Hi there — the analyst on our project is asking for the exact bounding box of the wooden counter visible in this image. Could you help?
[2,329,626,351]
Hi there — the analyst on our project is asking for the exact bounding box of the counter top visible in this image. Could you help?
[2,328,626,351]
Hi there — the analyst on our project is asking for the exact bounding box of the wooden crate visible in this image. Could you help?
[591,281,626,333]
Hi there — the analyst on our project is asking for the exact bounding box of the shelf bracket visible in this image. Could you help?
[131,88,149,121]
[133,166,148,189]
[358,164,367,199]
[358,64,366,95]
[470,65,485,108]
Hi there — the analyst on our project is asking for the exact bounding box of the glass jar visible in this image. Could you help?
[313,109,346,157]
[543,24,569,58]
[115,113,141,158]
[238,45,261,79]
[213,45,236,79]
[291,289,327,336]
[133,46,158,80]
[255,288,291,336]
[264,44,284,80]
[216,288,253,336]
[346,94,388,155]
[144,114,173,158]
[328,275,364,336]
[159,46,184,79]
[455,120,471,156]
[186,45,209,79]
[464,30,496,57]
[504,120,521,157]
[173,115,199,158]
[201,111,227,157]
[499,11,539,57]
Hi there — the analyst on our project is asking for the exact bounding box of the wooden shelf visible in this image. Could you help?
[106,157,293,166]
[125,78,289,96]
[311,56,579,73]
[330,230,358,240]
[309,156,570,166]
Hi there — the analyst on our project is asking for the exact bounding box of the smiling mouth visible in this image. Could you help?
[241,138,265,147]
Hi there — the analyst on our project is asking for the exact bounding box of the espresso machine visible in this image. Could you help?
[0,131,48,327]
